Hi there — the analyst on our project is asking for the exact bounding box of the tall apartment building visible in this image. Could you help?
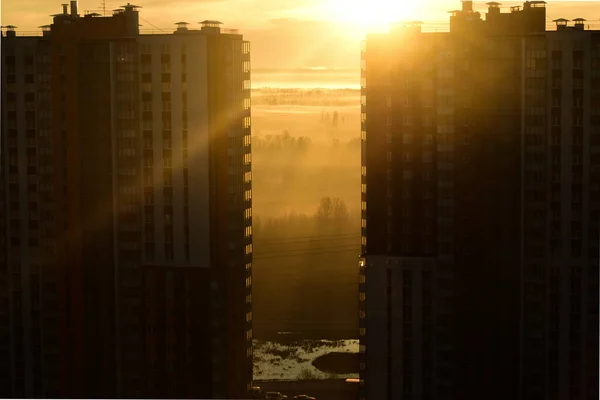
[1,2,253,398]
[359,2,599,400]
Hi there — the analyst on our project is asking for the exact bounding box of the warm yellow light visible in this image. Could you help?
[324,0,422,31]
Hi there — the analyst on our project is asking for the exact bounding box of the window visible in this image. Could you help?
[163,171,172,187]
[165,246,174,261]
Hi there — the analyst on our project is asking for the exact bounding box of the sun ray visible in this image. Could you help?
[323,0,424,31]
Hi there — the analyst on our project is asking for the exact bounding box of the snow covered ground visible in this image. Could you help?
[253,339,359,381]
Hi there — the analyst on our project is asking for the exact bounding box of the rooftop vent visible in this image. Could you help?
[510,5,521,12]
[175,21,189,32]
[39,24,51,36]
[573,17,586,30]
[553,18,569,31]
[70,0,78,16]
[62,3,68,14]
[200,20,223,28]
[526,1,546,8]
[487,2,501,15]
[2,25,17,37]
[200,20,223,33]
[120,3,141,12]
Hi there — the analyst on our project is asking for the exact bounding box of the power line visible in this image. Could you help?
[139,17,167,33]
[254,235,360,247]
[254,243,359,257]
[254,232,359,244]
[253,248,359,260]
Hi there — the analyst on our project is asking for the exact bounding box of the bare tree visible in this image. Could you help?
[316,197,349,226]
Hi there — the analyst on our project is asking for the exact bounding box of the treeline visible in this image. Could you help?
[252,131,360,156]
[254,197,356,240]
[252,88,360,107]
[252,131,312,154]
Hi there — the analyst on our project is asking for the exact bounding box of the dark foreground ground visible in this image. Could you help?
[254,379,359,400]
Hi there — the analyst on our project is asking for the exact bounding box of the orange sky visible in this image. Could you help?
[2,1,598,68]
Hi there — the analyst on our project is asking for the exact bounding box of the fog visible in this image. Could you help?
[251,88,361,340]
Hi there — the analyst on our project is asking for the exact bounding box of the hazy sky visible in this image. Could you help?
[2,1,598,68]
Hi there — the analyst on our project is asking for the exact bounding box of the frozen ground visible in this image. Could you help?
[253,339,359,381]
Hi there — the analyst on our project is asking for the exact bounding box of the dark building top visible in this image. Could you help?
[1,2,239,38]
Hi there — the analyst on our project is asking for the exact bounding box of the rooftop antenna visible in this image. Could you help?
[100,0,106,16]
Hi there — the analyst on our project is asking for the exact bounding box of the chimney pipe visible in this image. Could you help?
[62,4,68,14]
[70,0,78,16]
[5,26,17,38]
[462,0,473,12]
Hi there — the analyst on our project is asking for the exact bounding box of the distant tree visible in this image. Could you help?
[316,197,334,221]
[316,197,349,226]
[331,197,349,224]
[253,216,262,238]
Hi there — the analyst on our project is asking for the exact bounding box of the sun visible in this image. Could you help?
[324,0,423,31]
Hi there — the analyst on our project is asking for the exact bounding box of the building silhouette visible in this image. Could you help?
[359,1,599,400]
[1,2,253,398]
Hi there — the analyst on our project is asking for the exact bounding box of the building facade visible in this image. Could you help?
[1,2,252,398]
[360,2,599,400]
